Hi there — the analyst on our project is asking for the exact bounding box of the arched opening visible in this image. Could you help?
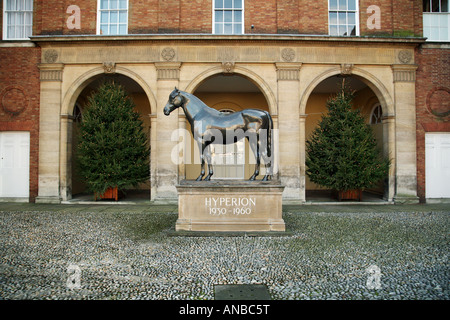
[70,73,152,201]
[184,73,271,180]
[304,74,389,201]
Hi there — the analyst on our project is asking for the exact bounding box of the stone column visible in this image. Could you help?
[59,114,73,201]
[276,63,302,200]
[382,114,396,201]
[299,114,307,203]
[392,64,419,203]
[154,62,181,202]
[149,113,157,201]
[36,63,64,203]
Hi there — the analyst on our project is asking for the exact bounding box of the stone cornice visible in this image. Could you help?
[30,34,426,46]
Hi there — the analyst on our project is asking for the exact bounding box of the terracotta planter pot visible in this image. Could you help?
[338,189,362,201]
[95,186,119,201]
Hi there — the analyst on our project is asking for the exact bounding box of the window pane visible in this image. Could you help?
[25,0,33,10]
[330,0,338,11]
[215,23,223,34]
[101,11,109,23]
[432,0,440,12]
[6,0,13,11]
[349,25,356,35]
[330,12,338,24]
[16,0,23,11]
[101,0,109,9]
[224,0,232,9]
[224,10,232,22]
[100,24,108,34]
[348,0,356,11]
[330,25,338,35]
[119,11,127,23]
[111,0,118,9]
[234,10,242,22]
[338,12,346,24]
[348,12,355,24]
[215,10,223,22]
[119,24,127,34]
[339,25,347,35]
[8,25,15,39]
[234,23,242,34]
[442,0,449,12]
[25,25,32,37]
[339,0,347,10]
[234,0,242,9]
[224,23,232,34]
[109,24,117,35]
[215,0,223,9]
[119,0,127,9]
[110,11,118,23]
[25,12,32,25]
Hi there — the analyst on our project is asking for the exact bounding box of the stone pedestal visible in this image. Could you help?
[176,180,285,232]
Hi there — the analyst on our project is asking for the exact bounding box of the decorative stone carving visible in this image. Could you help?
[427,87,450,117]
[0,86,29,116]
[155,62,181,80]
[161,47,176,61]
[275,63,302,81]
[398,50,413,64]
[221,61,235,74]
[44,49,58,63]
[281,48,295,62]
[103,61,116,74]
[392,65,417,82]
[341,64,354,75]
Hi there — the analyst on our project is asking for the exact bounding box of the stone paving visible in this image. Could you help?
[0,202,448,300]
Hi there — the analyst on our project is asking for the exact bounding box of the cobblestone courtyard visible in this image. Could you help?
[0,202,448,300]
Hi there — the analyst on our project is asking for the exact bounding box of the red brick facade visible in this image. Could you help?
[0,47,41,201]
[415,46,450,202]
[0,1,448,202]
[15,0,423,37]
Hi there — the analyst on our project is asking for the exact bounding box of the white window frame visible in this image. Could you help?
[2,0,33,40]
[423,0,450,42]
[97,0,129,35]
[213,0,244,35]
[328,0,360,36]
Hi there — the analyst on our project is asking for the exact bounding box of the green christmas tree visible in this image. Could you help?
[76,81,150,197]
[306,80,390,195]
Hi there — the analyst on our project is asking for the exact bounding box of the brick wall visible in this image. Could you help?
[415,45,450,202]
[0,47,41,201]
[28,0,423,36]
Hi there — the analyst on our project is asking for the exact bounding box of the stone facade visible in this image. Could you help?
[0,0,448,203]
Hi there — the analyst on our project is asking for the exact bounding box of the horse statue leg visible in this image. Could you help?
[248,132,260,181]
[196,140,206,181]
[204,144,214,181]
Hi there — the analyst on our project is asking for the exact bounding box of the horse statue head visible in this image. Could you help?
[164,87,184,116]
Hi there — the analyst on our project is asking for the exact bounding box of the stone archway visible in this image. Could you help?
[59,68,155,201]
[181,71,274,182]
[299,67,395,202]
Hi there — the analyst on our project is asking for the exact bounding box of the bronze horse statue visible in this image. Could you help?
[164,88,273,181]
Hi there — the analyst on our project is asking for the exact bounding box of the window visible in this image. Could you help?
[423,0,449,41]
[98,0,128,35]
[329,0,359,36]
[370,104,383,125]
[213,0,244,35]
[3,0,33,40]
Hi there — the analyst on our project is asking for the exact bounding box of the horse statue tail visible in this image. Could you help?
[265,111,273,158]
